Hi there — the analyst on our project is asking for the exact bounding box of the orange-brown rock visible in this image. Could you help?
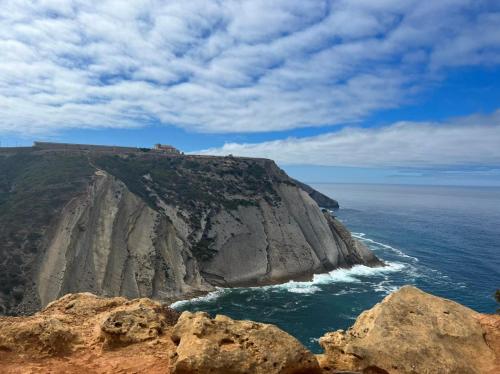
[100,305,170,349]
[170,311,321,374]
[0,293,320,374]
[0,292,180,373]
[1,288,498,374]
[318,286,499,374]
[476,313,500,370]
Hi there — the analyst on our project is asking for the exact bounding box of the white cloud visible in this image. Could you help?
[198,110,500,168]
[0,0,499,134]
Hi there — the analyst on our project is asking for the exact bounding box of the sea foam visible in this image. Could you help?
[171,234,409,306]
[171,288,228,309]
[256,260,405,295]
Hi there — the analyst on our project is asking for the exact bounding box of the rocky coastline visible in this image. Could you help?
[0,146,381,316]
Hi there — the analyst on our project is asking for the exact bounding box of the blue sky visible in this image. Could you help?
[1,1,500,185]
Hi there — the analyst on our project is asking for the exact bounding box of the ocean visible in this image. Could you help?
[173,183,500,352]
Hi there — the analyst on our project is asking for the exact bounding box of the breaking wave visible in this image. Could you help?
[171,288,228,309]
[264,261,405,294]
[171,232,425,310]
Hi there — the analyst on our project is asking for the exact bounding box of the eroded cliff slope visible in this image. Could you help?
[0,147,380,315]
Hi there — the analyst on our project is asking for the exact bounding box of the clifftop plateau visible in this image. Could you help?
[0,286,497,373]
[0,143,379,315]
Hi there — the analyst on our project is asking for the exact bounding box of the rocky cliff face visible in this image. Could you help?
[0,287,497,373]
[291,179,339,210]
[0,148,380,315]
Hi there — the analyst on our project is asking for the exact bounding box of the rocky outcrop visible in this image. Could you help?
[318,286,500,374]
[0,293,318,374]
[292,179,339,210]
[0,293,181,373]
[170,311,321,374]
[1,288,498,373]
[201,183,382,287]
[1,149,380,315]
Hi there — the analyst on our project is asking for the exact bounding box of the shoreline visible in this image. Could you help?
[169,259,394,309]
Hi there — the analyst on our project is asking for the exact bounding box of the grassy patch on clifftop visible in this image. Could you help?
[94,154,282,215]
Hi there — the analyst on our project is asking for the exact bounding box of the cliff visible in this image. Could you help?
[0,287,497,373]
[0,147,380,315]
[291,179,339,210]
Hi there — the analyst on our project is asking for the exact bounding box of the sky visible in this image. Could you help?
[1,1,500,185]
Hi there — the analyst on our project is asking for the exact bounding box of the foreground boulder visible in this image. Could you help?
[100,303,178,349]
[318,286,499,374]
[170,311,321,374]
[0,293,180,373]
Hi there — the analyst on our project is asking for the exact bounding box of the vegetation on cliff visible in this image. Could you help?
[0,153,93,314]
[92,154,284,219]
[92,154,288,263]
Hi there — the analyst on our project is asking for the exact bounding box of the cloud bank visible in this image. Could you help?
[198,111,500,168]
[1,0,499,134]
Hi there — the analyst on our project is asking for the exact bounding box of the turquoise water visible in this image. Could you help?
[173,184,500,352]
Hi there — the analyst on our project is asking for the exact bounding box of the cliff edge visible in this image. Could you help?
[291,179,339,210]
[0,147,380,315]
[0,286,497,373]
